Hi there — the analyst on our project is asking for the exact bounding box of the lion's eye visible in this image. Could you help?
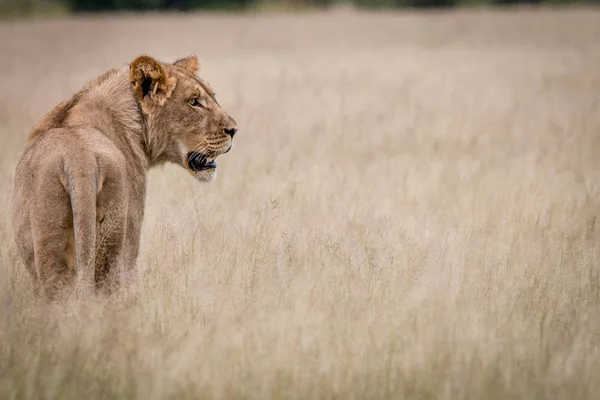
[188,98,204,108]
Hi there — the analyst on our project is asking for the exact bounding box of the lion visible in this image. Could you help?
[11,54,238,299]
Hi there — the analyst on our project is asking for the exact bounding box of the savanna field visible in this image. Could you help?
[1,6,600,399]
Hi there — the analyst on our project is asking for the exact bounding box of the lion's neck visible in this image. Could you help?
[64,68,150,172]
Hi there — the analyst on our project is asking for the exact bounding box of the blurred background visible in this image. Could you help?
[1,0,600,394]
[1,0,599,18]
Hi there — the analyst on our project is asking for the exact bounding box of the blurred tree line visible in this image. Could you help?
[65,0,600,9]
[0,0,598,16]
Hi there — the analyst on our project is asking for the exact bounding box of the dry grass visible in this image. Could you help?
[1,7,600,399]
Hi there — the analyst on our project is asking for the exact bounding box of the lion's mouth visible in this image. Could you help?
[187,152,216,172]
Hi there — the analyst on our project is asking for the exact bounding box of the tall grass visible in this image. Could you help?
[1,7,600,399]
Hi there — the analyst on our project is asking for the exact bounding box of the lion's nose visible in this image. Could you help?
[224,127,237,138]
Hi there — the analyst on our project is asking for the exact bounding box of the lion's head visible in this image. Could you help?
[129,55,237,182]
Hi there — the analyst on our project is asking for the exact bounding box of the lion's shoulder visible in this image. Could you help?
[27,68,131,146]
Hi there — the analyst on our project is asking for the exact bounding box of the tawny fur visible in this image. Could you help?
[11,55,237,299]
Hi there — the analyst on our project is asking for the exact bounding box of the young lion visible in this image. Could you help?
[11,55,238,299]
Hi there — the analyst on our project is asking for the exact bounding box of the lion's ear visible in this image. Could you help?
[174,55,200,73]
[129,55,176,106]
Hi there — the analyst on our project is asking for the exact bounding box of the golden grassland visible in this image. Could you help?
[1,7,600,399]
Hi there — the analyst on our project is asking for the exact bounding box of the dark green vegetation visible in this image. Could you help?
[1,0,599,17]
